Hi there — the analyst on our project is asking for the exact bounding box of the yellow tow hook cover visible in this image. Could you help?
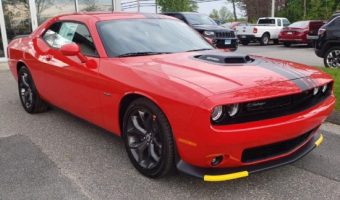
[315,134,324,147]
[204,171,249,182]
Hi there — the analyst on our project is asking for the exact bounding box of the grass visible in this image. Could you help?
[321,68,340,110]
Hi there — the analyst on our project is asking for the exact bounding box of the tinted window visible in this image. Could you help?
[184,14,217,26]
[258,19,275,25]
[97,19,213,57]
[43,22,98,57]
[329,17,340,27]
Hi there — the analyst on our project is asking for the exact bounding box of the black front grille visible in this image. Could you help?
[241,128,317,163]
[213,82,333,125]
[215,31,235,38]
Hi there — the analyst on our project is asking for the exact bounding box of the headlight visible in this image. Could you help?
[313,87,320,95]
[227,104,239,117]
[322,84,328,93]
[211,106,224,122]
[204,31,215,37]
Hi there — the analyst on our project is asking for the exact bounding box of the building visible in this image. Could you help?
[0,0,122,62]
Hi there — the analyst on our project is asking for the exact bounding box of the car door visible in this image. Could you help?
[35,21,103,126]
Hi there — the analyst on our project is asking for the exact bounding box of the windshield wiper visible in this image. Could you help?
[117,52,171,57]
[186,48,213,52]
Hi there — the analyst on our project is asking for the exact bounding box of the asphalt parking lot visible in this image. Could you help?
[237,43,324,67]
[0,46,339,199]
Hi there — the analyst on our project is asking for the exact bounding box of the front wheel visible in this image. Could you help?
[18,66,49,113]
[123,98,175,178]
[324,46,340,68]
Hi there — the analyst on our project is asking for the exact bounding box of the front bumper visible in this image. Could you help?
[177,133,324,182]
[237,34,256,40]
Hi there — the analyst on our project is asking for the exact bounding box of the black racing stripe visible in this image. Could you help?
[259,64,310,91]
[283,66,317,88]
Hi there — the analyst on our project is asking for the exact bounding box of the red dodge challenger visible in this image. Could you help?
[7,12,335,182]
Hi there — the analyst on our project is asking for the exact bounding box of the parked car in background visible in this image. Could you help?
[315,15,340,68]
[221,22,240,30]
[163,12,238,51]
[279,20,325,47]
[236,17,290,46]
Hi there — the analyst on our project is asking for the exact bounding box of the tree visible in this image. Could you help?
[219,6,233,21]
[209,9,219,19]
[227,0,240,20]
[209,6,233,22]
[157,0,198,12]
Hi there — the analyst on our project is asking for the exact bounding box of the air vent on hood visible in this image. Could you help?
[194,54,255,64]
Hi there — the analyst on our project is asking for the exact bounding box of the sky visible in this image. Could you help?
[122,0,243,17]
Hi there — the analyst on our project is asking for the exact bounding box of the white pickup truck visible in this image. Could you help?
[236,17,290,45]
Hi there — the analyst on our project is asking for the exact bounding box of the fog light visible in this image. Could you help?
[211,156,223,166]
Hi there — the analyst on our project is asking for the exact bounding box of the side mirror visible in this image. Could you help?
[60,43,88,63]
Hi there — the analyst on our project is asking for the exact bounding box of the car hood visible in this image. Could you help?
[191,24,231,32]
[120,51,322,95]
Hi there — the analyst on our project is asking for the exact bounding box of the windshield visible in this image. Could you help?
[97,19,213,57]
[184,14,217,26]
[289,21,309,28]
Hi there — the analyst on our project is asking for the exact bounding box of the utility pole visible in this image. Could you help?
[271,0,275,17]
[155,0,157,13]
[303,0,307,19]
[137,0,140,12]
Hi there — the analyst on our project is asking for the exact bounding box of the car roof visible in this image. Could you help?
[163,12,199,15]
[55,12,172,22]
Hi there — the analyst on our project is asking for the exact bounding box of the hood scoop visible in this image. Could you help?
[194,54,255,64]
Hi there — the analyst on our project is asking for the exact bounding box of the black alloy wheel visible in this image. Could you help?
[123,98,175,178]
[18,66,48,113]
[324,47,340,68]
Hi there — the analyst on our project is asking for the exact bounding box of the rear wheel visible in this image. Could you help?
[283,42,291,47]
[324,46,340,68]
[18,66,49,113]
[260,33,270,46]
[240,40,250,46]
[123,98,175,178]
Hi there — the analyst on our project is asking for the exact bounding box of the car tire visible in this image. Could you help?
[241,40,249,46]
[324,46,340,68]
[260,33,270,46]
[122,97,175,178]
[18,66,49,113]
[283,42,291,47]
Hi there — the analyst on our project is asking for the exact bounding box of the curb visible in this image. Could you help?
[326,111,340,125]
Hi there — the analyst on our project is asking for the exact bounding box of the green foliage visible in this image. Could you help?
[157,0,198,12]
[321,67,340,110]
[277,0,340,22]
[209,6,233,22]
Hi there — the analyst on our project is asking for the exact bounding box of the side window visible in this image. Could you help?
[42,22,98,57]
[277,19,282,26]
